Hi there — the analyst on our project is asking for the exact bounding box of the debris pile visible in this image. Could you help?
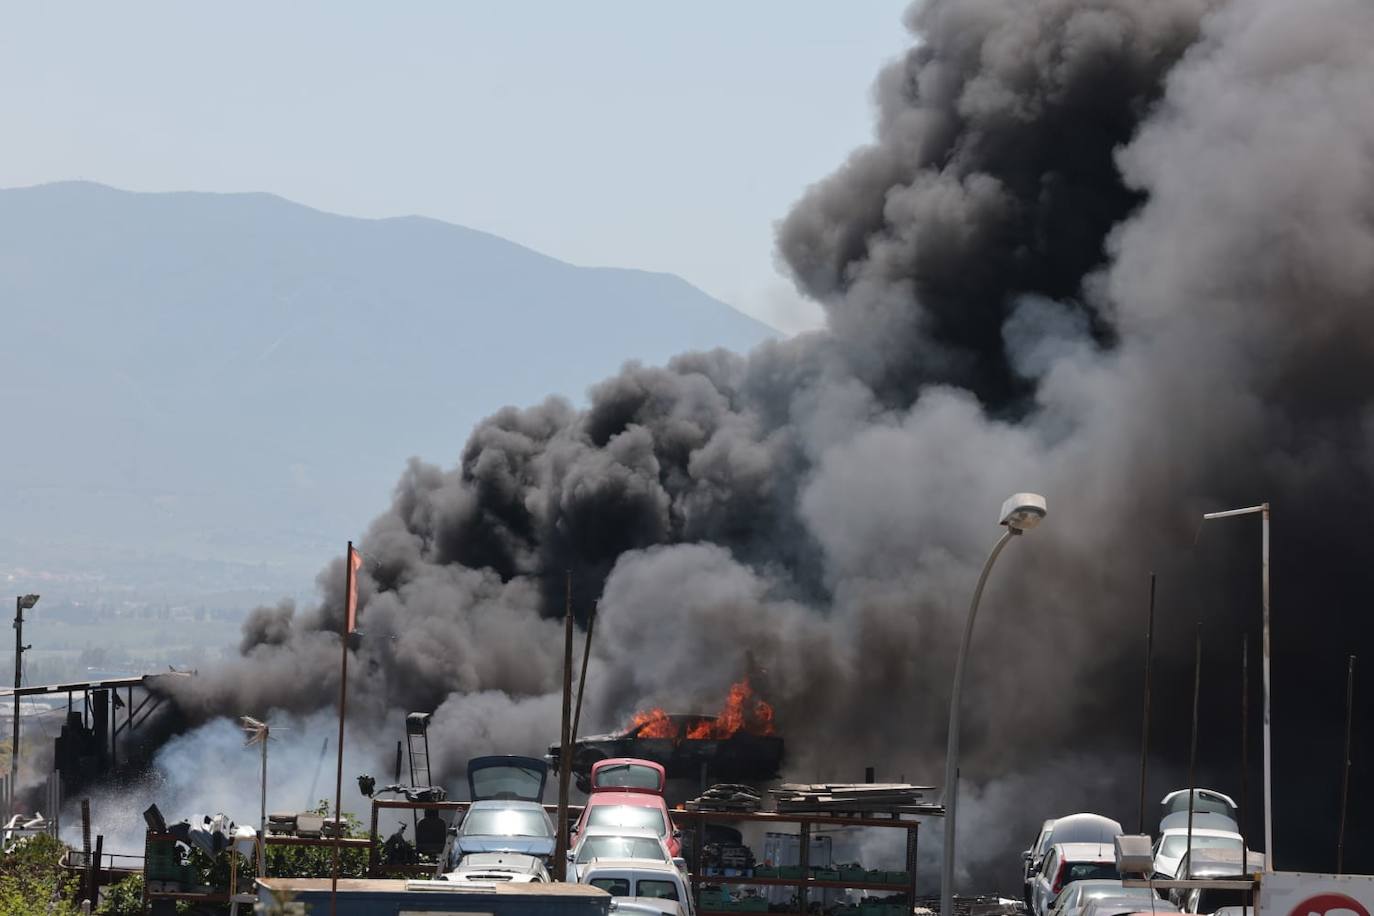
[686,784,763,812]
[771,784,941,815]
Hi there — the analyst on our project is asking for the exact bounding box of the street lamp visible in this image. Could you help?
[942,495,1046,916]
[1198,503,1272,872]
[9,594,39,819]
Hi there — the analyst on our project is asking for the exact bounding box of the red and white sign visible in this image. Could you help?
[1262,872,1374,916]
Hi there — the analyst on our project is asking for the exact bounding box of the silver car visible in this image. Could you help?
[452,800,557,861]
[1048,881,1162,916]
[569,825,677,882]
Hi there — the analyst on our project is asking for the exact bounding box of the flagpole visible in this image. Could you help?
[330,541,356,916]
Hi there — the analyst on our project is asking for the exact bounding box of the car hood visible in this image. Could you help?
[456,836,556,857]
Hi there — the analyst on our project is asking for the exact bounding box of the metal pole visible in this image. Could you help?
[942,527,1017,916]
[1199,503,1273,871]
[1260,505,1273,871]
[330,542,356,916]
[1337,654,1355,874]
[571,602,596,747]
[553,571,575,880]
[260,731,268,878]
[1138,573,1156,835]
[10,597,22,818]
[1241,634,1249,867]
[1185,624,1201,878]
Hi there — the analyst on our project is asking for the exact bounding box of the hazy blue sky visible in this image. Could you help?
[0,2,912,333]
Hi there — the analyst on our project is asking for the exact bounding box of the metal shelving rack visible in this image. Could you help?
[671,807,939,916]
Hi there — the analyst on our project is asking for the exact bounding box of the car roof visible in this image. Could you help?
[1048,814,1124,845]
[1052,842,1116,859]
[468,799,548,811]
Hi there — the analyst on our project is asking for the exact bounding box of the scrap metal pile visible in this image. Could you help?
[686,783,764,812]
[771,783,943,816]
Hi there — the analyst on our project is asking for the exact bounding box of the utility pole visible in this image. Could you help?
[10,594,39,819]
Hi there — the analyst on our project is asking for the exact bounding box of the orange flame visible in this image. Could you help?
[626,679,776,740]
[629,706,677,738]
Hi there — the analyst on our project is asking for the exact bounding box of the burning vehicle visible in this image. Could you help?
[549,680,783,791]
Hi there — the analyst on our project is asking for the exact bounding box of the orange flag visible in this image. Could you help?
[345,543,363,633]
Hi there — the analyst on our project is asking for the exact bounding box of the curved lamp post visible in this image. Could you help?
[9,593,39,820]
[942,495,1046,916]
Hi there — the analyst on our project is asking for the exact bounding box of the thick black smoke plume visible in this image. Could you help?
[118,0,1374,889]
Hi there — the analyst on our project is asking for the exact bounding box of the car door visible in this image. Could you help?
[1036,849,1059,916]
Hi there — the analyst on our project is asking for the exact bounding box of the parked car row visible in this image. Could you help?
[438,754,693,916]
[1022,789,1258,916]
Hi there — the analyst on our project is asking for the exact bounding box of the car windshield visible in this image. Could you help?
[595,764,662,791]
[638,880,680,900]
[576,836,667,863]
[1161,835,1241,858]
[472,764,545,801]
[461,808,551,838]
[1066,863,1120,883]
[587,805,666,836]
[591,878,631,896]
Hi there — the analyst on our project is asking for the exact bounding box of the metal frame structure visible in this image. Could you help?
[673,808,930,916]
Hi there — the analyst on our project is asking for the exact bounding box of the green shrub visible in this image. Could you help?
[94,874,144,916]
[0,833,80,916]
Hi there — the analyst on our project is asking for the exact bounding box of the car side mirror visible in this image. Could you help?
[1022,851,1032,861]
[673,830,683,840]
[672,857,688,870]
[567,851,576,862]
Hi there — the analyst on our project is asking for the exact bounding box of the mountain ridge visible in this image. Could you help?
[0,181,778,606]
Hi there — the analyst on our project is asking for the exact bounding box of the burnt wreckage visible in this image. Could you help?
[548,713,784,792]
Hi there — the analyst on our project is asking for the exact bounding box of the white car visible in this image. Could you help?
[569,826,681,882]
[580,858,695,916]
[1152,828,1245,879]
[1030,843,1121,916]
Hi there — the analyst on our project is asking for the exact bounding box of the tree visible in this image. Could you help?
[0,834,80,916]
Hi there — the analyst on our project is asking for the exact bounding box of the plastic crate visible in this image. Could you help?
[700,890,732,909]
[885,871,911,886]
[839,866,867,883]
[815,869,841,882]
[738,898,770,912]
[779,866,804,879]
[753,866,779,878]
